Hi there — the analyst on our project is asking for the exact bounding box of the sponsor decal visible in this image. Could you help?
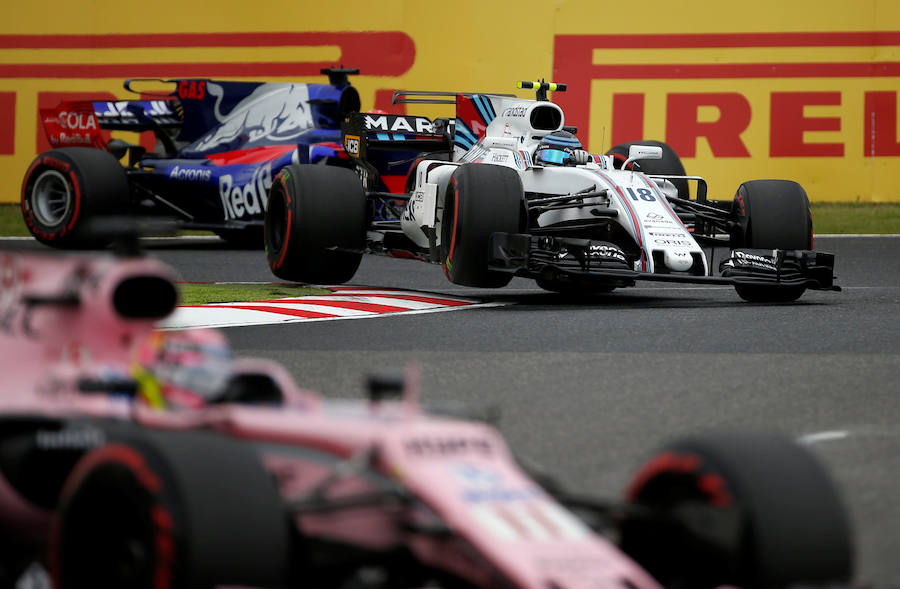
[588,243,627,262]
[35,427,105,450]
[218,163,272,220]
[178,80,207,100]
[168,165,211,182]
[43,108,100,146]
[192,83,315,152]
[96,100,176,124]
[42,155,70,173]
[491,152,509,163]
[654,238,693,247]
[501,106,528,117]
[406,437,493,456]
[730,249,778,270]
[649,231,686,238]
[56,110,97,131]
[451,463,541,503]
[363,114,433,133]
[344,134,360,155]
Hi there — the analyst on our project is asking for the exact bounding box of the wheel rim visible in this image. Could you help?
[32,169,73,227]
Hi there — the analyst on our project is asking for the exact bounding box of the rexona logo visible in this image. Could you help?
[169,165,212,182]
[219,164,272,220]
[363,115,433,134]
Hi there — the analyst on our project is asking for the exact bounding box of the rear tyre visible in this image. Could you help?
[21,148,129,249]
[440,164,523,288]
[620,432,853,589]
[265,164,365,284]
[52,430,289,589]
[730,180,812,302]
[607,140,688,198]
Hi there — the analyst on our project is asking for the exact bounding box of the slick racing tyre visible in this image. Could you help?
[52,430,289,589]
[620,432,852,589]
[441,163,523,288]
[607,140,688,198]
[730,179,813,302]
[21,148,129,249]
[265,164,365,284]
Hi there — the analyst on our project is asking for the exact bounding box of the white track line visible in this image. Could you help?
[159,301,506,330]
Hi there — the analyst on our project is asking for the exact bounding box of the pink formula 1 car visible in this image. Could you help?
[0,247,853,588]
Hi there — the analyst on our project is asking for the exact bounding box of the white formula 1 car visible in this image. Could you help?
[264,81,838,302]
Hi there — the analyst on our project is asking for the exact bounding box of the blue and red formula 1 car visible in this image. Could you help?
[21,67,370,248]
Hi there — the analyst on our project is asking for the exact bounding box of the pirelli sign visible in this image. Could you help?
[554,32,900,201]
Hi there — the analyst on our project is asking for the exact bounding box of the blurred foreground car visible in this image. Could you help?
[21,68,362,248]
[0,248,853,588]
[265,81,838,302]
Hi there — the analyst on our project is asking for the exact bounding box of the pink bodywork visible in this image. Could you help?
[0,251,661,589]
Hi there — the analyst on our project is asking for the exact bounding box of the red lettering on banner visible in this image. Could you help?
[666,93,751,157]
[611,93,644,146]
[37,92,115,153]
[0,92,14,154]
[770,92,843,157]
[552,32,900,151]
[0,32,415,79]
[373,89,407,115]
[864,91,900,156]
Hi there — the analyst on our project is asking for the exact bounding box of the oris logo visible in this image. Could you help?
[219,164,272,220]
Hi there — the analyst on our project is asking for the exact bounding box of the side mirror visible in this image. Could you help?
[623,144,663,170]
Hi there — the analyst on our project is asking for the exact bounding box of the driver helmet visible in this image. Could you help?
[133,329,233,409]
[534,130,583,166]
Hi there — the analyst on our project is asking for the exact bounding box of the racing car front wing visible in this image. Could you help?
[489,233,840,291]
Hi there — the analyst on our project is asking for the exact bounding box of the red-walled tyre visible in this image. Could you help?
[21,148,129,249]
[620,432,853,589]
[440,164,523,288]
[730,180,813,302]
[51,430,289,589]
[265,164,365,284]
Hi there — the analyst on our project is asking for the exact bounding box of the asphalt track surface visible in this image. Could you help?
[7,235,900,585]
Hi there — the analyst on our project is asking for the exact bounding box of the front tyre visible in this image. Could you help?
[21,148,129,249]
[265,164,365,284]
[52,430,289,589]
[440,164,523,288]
[620,432,853,589]
[730,180,813,302]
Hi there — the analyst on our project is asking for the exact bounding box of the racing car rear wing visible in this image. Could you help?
[39,99,181,152]
[341,112,451,163]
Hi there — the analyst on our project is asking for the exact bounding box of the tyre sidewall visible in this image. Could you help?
[21,148,128,248]
[265,164,365,283]
[441,164,522,288]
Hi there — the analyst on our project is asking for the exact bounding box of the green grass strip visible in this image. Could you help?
[2,202,899,236]
[178,282,331,305]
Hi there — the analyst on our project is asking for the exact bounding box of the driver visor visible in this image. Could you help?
[536,148,569,165]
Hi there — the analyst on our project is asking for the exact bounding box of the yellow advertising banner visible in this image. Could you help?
[3,0,899,201]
